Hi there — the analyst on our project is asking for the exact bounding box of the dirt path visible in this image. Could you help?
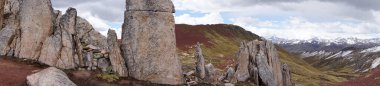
[0,56,163,86]
[0,57,45,86]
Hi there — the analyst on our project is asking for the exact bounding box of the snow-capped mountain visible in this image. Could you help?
[268,37,380,53]
[268,37,380,73]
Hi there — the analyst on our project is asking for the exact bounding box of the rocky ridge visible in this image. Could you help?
[0,0,124,77]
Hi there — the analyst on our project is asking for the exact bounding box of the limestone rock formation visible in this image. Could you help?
[27,67,77,86]
[233,40,293,86]
[121,0,183,85]
[18,0,54,59]
[107,29,128,77]
[195,42,206,79]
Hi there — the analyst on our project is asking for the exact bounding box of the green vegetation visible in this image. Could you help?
[176,24,347,86]
[96,73,120,83]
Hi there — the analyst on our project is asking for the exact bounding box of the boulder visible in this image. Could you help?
[107,29,128,77]
[194,42,206,79]
[27,67,77,86]
[121,0,183,85]
[97,58,110,72]
[18,0,54,59]
[224,67,235,82]
[204,63,218,85]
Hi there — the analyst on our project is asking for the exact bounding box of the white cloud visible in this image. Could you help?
[175,12,224,25]
[232,17,380,40]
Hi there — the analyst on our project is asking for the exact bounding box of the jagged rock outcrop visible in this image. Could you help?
[27,67,77,86]
[107,29,128,77]
[195,42,206,79]
[18,0,54,59]
[0,0,21,56]
[121,0,183,85]
[233,40,293,86]
[0,0,108,70]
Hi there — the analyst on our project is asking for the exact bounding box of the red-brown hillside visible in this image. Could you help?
[175,24,261,68]
[175,24,261,52]
[333,68,380,86]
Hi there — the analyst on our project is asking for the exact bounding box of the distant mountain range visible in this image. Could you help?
[268,37,380,73]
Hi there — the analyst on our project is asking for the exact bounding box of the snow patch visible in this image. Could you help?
[342,51,353,56]
[371,57,380,69]
[361,46,380,53]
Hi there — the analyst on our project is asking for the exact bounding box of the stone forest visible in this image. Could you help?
[0,0,294,86]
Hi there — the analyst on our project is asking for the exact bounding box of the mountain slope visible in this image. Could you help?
[175,24,345,86]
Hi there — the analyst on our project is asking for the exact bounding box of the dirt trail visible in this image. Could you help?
[0,57,45,86]
[0,56,162,86]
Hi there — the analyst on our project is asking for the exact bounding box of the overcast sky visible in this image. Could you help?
[52,0,380,40]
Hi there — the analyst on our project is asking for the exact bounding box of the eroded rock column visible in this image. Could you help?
[195,42,206,79]
[107,29,128,77]
[121,0,183,85]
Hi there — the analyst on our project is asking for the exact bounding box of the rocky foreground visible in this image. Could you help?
[0,0,293,86]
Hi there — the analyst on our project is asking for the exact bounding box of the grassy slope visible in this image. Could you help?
[175,24,345,86]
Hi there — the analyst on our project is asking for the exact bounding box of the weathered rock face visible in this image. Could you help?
[107,29,128,77]
[0,0,108,70]
[125,0,175,13]
[18,0,54,59]
[234,42,250,81]
[195,42,206,79]
[233,40,293,86]
[224,67,235,82]
[27,67,77,86]
[38,10,63,67]
[0,0,5,30]
[282,64,293,86]
[204,63,218,85]
[121,0,183,85]
[0,0,21,56]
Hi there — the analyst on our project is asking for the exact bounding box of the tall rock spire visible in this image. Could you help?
[121,0,183,85]
[18,0,54,59]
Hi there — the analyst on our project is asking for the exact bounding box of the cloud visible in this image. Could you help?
[52,0,124,38]
[175,12,224,25]
[173,0,380,39]
[231,17,380,40]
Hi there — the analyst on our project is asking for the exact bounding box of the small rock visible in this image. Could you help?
[98,58,111,72]
[224,83,234,86]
